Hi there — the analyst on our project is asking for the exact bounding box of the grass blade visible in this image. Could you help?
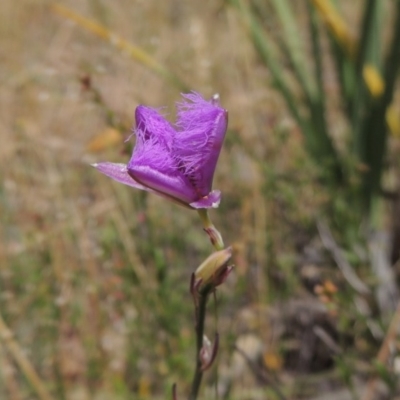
[311,0,356,119]
[228,0,307,129]
[270,0,316,101]
[273,0,338,177]
[310,0,356,58]
[308,3,324,106]
[229,0,343,182]
[352,0,379,157]
[359,0,400,210]
[307,2,333,177]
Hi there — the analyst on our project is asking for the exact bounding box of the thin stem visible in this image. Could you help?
[172,383,178,400]
[189,290,210,400]
[0,312,54,400]
[51,3,189,91]
[197,210,224,250]
[361,301,400,400]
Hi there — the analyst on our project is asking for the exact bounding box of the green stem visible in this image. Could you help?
[197,210,224,250]
[360,0,400,213]
[189,291,209,400]
[352,0,378,156]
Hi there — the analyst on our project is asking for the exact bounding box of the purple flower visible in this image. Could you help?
[93,92,228,209]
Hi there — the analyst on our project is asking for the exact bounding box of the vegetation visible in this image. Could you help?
[0,0,399,399]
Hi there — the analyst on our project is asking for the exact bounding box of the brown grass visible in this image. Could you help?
[1,1,399,399]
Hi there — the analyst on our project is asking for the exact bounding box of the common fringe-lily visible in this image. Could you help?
[93,92,228,209]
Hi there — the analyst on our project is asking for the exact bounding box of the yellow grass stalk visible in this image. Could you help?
[363,64,385,98]
[386,104,400,138]
[51,3,188,91]
[311,0,356,57]
[0,313,54,400]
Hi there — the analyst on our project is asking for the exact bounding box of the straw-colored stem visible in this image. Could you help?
[0,313,54,400]
[51,3,189,91]
[361,302,400,400]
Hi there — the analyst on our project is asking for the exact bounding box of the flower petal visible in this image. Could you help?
[135,105,175,149]
[128,163,197,205]
[93,93,226,211]
[174,93,228,197]
[189,190,221,209]
[130,104,202,205]
[91,162,151,191]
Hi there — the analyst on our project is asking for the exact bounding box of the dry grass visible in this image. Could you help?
[0,1,399,399]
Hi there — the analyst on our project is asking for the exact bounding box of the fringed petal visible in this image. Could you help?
[174,93,228,196]
[135,105,175,150]
[93,93,227,210]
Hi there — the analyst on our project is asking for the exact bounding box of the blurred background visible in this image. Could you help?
[1,0,400,399]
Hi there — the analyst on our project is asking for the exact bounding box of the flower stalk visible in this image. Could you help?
[189,247,233,400]
[93,92,231,400]
[197,209,224,250]
[189,284,212,400]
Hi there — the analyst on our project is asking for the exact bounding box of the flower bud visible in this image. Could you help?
[199,335,212,368]
[199,333,219,371]
[194,247,233,292]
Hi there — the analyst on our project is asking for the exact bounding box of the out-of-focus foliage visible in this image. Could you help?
[1,0,400,399]
[229,0,400,223]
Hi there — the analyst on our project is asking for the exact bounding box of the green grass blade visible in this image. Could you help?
[308,3,324,106]
[311,0,356,118]
[359,0,400,211]
[355,0,378,75]
[270,0,316,101]
[332,42,355,117]
[307,3,332,172]
[228,0,343,183]
[271,0,339,176]
[352,0,379,156]
[228,0,308,131]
